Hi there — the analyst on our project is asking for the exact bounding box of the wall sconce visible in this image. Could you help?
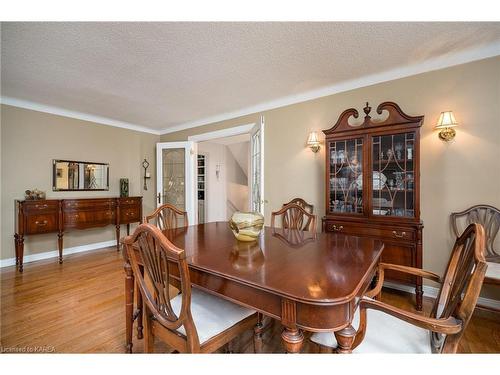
[307,131,321,153]
[435,111,458,142]
[142,158,151,190]
[215,163,221,180]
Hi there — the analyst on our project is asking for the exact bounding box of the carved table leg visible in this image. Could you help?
[58,232,64,264]
[334,324,356,354]
[253,313,264,353]
[127,223,130,236]
[116,224,121,251]
[281,327,304,353]
[18,235,25,272]
[124,260,135,353]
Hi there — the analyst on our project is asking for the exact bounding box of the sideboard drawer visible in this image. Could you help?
[63,199,115,211]
[25,213,58,234]
[120,207,141,224]
[23,200,59,214]
[324,221,416,242]
[119,197,142,206]
[64,209,115,228]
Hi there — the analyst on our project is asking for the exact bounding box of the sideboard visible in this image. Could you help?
[14,196,142,272]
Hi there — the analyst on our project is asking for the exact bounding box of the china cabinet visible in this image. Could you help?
[322,102,424,310]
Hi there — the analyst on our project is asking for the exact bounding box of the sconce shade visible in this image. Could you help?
[435,111,458,129]
[307,131,320,145]
[307,131,321,153]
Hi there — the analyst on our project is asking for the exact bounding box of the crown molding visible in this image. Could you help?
[159,40,500,135]
[0,97,162,135]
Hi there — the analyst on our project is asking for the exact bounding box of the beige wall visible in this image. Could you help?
[161,56,500,299]
[1,105,159,261]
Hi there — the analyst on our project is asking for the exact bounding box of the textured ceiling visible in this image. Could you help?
[2,22,500,133]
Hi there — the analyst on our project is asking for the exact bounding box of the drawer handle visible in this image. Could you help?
[35,220,48,226]
[35,204,48,209]
[72,214,79,219]
[392,231,406,238]
[332,225,344,232]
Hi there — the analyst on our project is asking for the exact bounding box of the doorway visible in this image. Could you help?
[156,118,264,225]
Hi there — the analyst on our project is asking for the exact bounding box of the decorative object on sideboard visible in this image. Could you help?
[307,131,321,153]
[24,188,46,200]
[142,158,151,190]
[120,178,129,197]
[435,110,458,142]
[229,211,264,242]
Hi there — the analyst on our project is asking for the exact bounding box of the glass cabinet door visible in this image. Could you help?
[328,138,363,214]
[372,132,415,218]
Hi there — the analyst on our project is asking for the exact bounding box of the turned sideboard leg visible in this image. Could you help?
[58,232,64,264]
[335,324,356,354]
[116,225,121,251]
[14,234,19,266]
[281,327,304,353]
[124,260,135,353]
[18,235,25,272]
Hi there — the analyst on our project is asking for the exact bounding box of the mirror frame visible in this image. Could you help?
[52,159,110,191]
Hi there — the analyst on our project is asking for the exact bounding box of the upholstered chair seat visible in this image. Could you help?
[486,261,500,280]
[310,298,431,353]
[170,288,256,344]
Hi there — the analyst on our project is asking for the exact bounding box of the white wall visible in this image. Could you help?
[225,143,249,218]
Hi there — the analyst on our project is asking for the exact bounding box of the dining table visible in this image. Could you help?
[122,222,384,353]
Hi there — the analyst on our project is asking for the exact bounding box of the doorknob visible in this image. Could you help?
[157,193,161,204]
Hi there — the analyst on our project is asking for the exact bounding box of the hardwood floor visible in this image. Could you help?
[1,247,499,353]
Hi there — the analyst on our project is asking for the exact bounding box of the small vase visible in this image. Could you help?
[229,211,264,242]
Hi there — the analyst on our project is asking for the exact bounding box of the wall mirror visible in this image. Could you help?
[53,160,109,191]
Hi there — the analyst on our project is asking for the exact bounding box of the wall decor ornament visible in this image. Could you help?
[142,158,151,190]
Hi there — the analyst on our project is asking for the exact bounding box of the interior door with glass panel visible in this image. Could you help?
[156,142,197,225]
[250,116,265,214]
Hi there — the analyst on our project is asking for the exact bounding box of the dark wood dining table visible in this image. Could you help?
[123,222,384,353]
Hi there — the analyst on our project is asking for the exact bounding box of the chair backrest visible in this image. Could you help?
[271,203,317,232]
[145,204,189,229]
[430,223,487,353]
[123,223,201,351]
[451,205,500,260]
[282,198,314,214]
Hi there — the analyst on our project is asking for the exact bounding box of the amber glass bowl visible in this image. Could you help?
[228,211,264,242]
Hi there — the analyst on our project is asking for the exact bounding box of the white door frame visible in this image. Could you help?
[156,141,197,225]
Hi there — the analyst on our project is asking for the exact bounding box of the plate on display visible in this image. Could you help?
[355,172,387,190]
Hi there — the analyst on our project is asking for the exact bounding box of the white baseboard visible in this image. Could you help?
[0,240,116,268]
[384,281,500,311]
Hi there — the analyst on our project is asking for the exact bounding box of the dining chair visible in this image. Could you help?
[282,198,314,214]
[271,203,317,232]
[451,205,499,285]
[310,223,487,353]
[123,223,260,353]
[145,203,189,229]
[128,204,189,345]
